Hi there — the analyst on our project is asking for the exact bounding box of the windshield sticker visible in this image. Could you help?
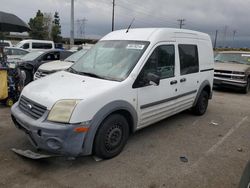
[126,44,145,50]
[242,54,250,57]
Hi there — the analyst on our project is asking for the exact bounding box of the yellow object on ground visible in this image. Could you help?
[0,69,8,100]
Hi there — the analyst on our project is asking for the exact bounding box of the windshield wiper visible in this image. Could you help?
[65,60,75,63]
[67,67,81,74]
[78,71,105,79]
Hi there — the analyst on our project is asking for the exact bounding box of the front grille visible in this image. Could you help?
[19,96,47,119]
[214,69,245,80]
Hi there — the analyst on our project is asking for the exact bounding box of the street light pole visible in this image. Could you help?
[70,0,74,47]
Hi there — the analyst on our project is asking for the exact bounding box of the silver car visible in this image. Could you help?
[214,51,250,93]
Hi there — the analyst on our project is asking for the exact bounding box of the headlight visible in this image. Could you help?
[47,99,81,123]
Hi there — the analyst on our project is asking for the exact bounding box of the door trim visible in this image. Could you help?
[140,90,197,109]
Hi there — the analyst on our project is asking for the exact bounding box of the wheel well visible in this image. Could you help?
[203,85,211,97]
[111,110,134,134]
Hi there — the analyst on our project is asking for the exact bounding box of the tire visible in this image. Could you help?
[192,90,209,116]
[93,114,129,159]
[242,78,250,94]
[239,161,250,188]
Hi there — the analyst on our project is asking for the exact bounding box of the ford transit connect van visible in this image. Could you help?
[11,28,214,159]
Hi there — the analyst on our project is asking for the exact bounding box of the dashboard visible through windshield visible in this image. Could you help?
[70,40,149,81]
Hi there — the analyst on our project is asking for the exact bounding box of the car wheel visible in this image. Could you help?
[192,90,209,116]
[243,78,250,94]
[93,114,129,159]
[239,161,250,188]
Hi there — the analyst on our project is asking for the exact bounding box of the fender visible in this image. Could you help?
[193,80,212,107]
[81,100,138,155]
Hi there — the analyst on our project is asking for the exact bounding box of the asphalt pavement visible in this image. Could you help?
[0,89,249,188]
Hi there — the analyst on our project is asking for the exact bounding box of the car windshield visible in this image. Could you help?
[215,53,250,65]
[71,40,149,81]
[65,49,88,63]
[20,51,44,61]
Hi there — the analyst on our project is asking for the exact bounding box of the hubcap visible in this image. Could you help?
[105,124,122,152]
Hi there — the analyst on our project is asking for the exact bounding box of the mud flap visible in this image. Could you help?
[12,148,60,159]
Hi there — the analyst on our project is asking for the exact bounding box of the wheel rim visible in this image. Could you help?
[104,124,123,152]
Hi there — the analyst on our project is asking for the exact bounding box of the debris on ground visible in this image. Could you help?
[210,121,219,126]
[180,156,188,163]
[237,148,243,152]
[93,156,103,162]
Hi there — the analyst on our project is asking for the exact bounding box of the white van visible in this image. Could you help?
[15,40,55,51]
[11,28,214,159]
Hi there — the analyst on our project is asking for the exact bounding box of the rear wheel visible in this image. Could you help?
[192,90,209,116]
[93,114,129,159]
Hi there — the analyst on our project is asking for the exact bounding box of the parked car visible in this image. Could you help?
[15,40,55,51]
[34,48,89,80]
[4,47,29,62]
[0,40,13,47]
[214,51,250,93]
[17,49,73,85]
[11,28,214,159]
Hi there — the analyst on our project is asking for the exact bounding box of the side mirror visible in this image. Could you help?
[147,73,160,86]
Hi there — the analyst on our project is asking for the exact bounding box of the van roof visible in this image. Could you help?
[101,28,210,42]
[18,39,54,43]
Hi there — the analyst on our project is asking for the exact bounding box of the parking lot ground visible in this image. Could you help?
[0,90,250,188]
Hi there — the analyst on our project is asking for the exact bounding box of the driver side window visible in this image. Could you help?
[133,45,175,88]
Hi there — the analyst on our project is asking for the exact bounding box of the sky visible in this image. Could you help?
[1,0,250,47]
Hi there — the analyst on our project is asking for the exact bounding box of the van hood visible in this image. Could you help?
[21,71,119,109]
[38,60,73,72]
[215,62,250,72]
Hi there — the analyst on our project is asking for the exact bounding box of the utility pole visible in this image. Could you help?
[77,18,88,39]
[177,19,185,29]
[223,25,228,47]
[214,30,218,49]
[112,0,115,31]
[233,30,237,41]
[70,0,74,47]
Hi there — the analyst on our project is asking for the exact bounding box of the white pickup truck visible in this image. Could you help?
[11,28,214,159]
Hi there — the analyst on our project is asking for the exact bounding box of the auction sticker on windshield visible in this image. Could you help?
[126,44,145,50]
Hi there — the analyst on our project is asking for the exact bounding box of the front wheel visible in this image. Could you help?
[93,114,129,159]
[192,90,209,116]
[242,78,250,94]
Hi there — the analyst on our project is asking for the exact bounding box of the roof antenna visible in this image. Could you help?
[126,18,135,33]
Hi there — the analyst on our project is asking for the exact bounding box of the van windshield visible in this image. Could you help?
[70,40,149,81]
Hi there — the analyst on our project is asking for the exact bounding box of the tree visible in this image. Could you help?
[51,12,62,42]
[28,10,48,39]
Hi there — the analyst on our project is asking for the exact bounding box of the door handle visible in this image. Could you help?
[180,78,186,83]
[170,80,178,85]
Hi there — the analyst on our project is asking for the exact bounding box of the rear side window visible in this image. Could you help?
[178,44,199,75]
[32,43,52,49]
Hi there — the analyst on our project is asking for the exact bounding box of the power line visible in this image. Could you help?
[177,19,185,29]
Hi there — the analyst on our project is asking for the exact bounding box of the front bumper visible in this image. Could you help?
[11,103,89,157]
[214,77,247,88]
